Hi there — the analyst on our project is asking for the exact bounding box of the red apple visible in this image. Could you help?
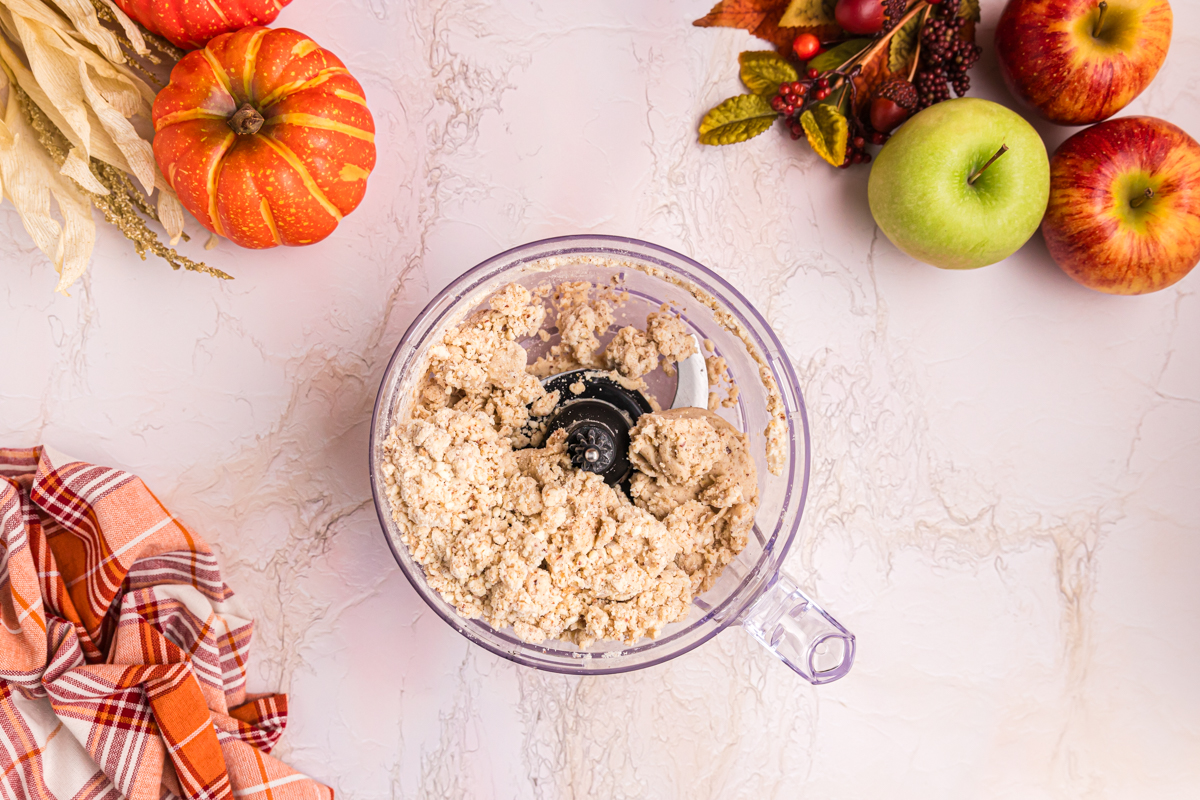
[995,0,1172,126]
[835,0,884,36]
[1042,116,1200,294]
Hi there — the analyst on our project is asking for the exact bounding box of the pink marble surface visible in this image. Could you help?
[2,0,1198,797]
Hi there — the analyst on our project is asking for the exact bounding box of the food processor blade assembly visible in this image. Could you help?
[527,335,708,487]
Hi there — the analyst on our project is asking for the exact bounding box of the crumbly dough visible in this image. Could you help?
[705,354,740,410]
[603,326,659,378]
[381,282,757,647]
[628,408,757,594]
[647,310,696,363]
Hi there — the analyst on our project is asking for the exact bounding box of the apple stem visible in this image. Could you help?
[967,144,1009,186]
[1130,187,1154,208]
[1093,0,1108,38]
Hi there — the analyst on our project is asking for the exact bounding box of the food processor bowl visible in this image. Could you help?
[369,235,854,682]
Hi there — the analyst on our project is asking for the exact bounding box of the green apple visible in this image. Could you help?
[867,98,1050,270]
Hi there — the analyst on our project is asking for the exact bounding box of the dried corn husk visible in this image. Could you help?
[45,0,127,62]
[0,63,93,291]
[0,0,224,293]
[93,0,147,57]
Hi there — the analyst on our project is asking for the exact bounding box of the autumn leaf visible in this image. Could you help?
[807,38,871,73]
[694,0,840,54]
[960,0,981,23]
[699,94,778,145]
[799,102,848,166]
[694,0,789,35]
[779,0,837,27]
[888,7,925,74]
[739,51,799,95]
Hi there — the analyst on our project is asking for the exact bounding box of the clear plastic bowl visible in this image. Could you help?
[369,235,854,681]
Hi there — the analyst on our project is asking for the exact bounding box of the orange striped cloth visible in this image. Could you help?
[0,446,333,800]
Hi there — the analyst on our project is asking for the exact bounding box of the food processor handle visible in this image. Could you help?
[741,573,855,684]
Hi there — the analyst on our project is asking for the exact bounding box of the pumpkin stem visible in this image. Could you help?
[228,104,265,135]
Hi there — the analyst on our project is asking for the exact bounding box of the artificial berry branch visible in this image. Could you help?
[916,0,982,108]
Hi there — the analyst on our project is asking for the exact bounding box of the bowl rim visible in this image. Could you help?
[369,234,811,674]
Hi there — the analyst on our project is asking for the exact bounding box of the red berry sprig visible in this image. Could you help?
[770,67,857,141]
[769,61,892,167]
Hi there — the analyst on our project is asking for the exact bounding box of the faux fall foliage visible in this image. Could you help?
[695,0,981,167]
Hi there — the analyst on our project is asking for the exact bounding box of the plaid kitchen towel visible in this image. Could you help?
[0,446,333,800]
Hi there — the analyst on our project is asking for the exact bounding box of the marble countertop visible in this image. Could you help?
[4,0,1198,796]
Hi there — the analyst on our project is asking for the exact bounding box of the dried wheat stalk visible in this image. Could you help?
[0,0,226,294]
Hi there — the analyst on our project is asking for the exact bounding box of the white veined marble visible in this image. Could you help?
[2,0,1198,797]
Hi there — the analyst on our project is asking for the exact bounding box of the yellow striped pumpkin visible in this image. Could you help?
[152,27,375,249]
[112,0,291,49]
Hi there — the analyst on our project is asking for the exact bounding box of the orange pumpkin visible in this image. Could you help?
[111,0,291,49]
[152,27,375,249]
